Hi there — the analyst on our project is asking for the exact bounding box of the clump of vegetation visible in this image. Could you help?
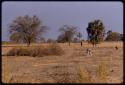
[105,31,122,41]
[97,62,109,82]
[49,43,64,55]
[50,64,77,83]
[2,64,12,83]
[30,43,64,57]
[6,47,30,56]
[7,44,64,57]
[86,19,105,47]
[77,65,91,83]
[52,64,92,83]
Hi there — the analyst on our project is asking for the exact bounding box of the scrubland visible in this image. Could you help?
[2,41,123,83]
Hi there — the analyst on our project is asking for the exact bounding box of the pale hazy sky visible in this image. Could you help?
[2,1,123,41]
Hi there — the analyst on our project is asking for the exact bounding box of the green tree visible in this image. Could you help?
[9,15,48,46]
[59,25,78,46]
[86,19,105,47]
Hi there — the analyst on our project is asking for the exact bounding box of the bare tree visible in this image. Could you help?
[56,34,66,43]
[59,25,78,46]
[77,32,83,46]
[9,15,48,46]
[47,38,56,43]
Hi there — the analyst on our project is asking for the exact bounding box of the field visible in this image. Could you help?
[2,41,123,83]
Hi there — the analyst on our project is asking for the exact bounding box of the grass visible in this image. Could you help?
[2,62,12,83]
[97,62,109,82]
[77,65,91,83]
[6,47,30,56]
[6,43,64,57]
[50,64,74,83]
[2,42,123,83]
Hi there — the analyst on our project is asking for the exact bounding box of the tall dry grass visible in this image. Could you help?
[77,65,91,83]
[97,62,109,82]
[6,43,64,57]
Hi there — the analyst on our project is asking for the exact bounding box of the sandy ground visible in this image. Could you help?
[2,42,123,83]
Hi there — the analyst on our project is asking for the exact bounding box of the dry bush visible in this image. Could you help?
[49,64,93,83]
[6,47,30,56]
[50,64,77,83]
[7,43,64,57]
[97,62,109,82]
[30,43,64,57]
[77,65,91,83]
[30,46,45,57]
[2,64,12,83]
[48,43,64,55]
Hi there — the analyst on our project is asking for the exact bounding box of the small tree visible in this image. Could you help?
[77,32,83,46]
[107,30,112,36]
[57,34,67,43]
[9,15,48,46]
[73,37,79,43]
[39,37,46,43]
[59,25,78,46]
[86,19,105,47]
[47,38,56,43]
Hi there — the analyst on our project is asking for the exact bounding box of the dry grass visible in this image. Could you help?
[97,62,109,82]
[2,63,12,83]
[2,42,123,83]
[6,47,30,56]
[51,64,74,83]
[6,43,64,57]
[77,65,91,83]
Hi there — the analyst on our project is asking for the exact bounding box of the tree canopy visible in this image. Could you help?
[58,25,78,45]
[86,19,105,46]
[9,15,48,46]
[105,32,122,41]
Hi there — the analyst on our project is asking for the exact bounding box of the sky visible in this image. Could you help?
[2,1,123,41]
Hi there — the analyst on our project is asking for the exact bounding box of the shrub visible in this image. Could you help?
[7,47,30,56]
[48,43,64,55]
[105,32,121,41]
[77,65,91,83]
[97,62,109,82]
[50,64,77,83]
[7,44,64,57]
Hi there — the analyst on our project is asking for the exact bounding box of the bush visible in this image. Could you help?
[50,64,77,83]
[7,47,30,56]
[7,44,64,57]
[31,43,64,57]
[77,65,91,83]
[97,62,109,82]
[105,32,121,41]
[49,43,64,55]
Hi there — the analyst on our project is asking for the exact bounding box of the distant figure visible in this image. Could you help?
[86,48,92,56]
[115,46,118,50]
[81,42,82,46]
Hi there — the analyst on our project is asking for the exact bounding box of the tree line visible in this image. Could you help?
[9,15,123,46]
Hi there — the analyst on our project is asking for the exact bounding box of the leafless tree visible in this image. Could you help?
[59,25,78,46]
[9,15,48,46]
